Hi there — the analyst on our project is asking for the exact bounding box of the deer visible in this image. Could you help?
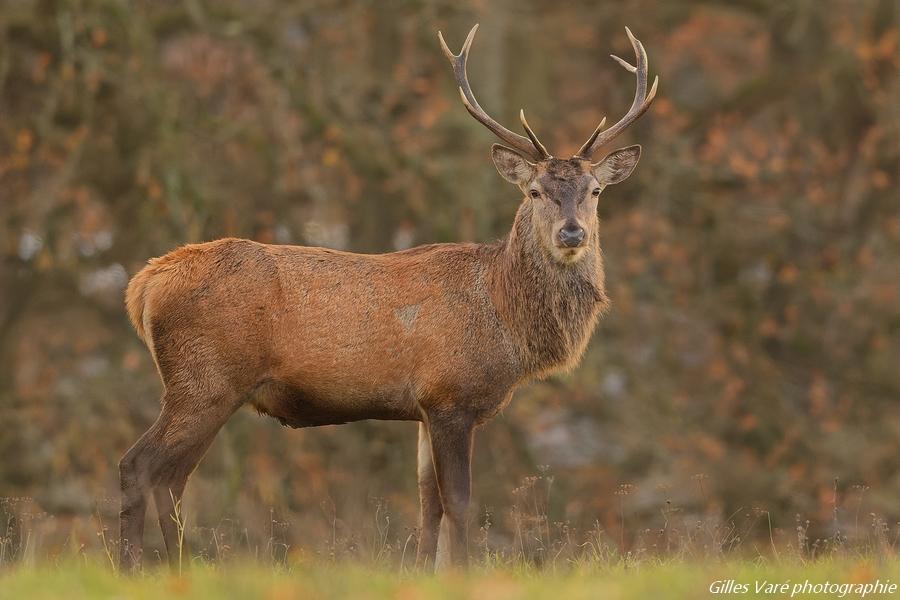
[118,24,657,571]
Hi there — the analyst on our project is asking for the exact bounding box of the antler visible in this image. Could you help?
[439,24,551,160]
[574,27,659,159]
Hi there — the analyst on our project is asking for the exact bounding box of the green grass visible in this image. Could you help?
[2,558,899,599]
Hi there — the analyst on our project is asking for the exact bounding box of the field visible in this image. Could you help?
[2,558,900,599]
[1,487,897,599]
[2,502,897,599]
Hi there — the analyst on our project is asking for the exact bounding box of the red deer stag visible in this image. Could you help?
[119,24,657,571]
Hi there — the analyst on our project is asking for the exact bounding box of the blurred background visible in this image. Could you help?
[1,0,898,564]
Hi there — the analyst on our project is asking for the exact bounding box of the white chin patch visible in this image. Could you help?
[554,246,586,264]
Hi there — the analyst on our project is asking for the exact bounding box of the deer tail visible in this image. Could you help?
[125,264,155,344]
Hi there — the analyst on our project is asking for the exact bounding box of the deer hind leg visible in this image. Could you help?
[119,385,241,572]
[119,424,157,572]
[152,417,231,570]
[415,422,443,570]
[153,476,187,570]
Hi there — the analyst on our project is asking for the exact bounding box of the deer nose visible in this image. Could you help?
[557,224,585,248]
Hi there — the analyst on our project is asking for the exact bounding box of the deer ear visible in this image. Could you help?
[591,145,641,186]
[491,144,536,185]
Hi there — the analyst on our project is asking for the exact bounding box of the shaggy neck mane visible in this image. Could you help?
[486,200,610,378]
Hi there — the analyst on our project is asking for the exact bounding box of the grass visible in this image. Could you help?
[1,558,899,599]
[2,476,897,598]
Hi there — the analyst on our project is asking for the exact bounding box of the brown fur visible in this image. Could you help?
[126,201,608,426]
[119,63,648,571]
[118,175,615,567]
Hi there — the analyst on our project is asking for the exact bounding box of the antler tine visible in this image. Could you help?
[439,25,551,160]
[575,27,658,159]
[519,110,551,159]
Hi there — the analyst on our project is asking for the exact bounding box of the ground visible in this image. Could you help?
[2,558,899,599]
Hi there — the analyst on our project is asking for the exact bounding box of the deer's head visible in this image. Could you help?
[440,25,658,265]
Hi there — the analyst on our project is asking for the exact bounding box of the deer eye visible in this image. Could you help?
[592,188,601,197]
[529,189,541,199]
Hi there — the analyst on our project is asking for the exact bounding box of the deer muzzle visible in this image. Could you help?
[557,223,586,248]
